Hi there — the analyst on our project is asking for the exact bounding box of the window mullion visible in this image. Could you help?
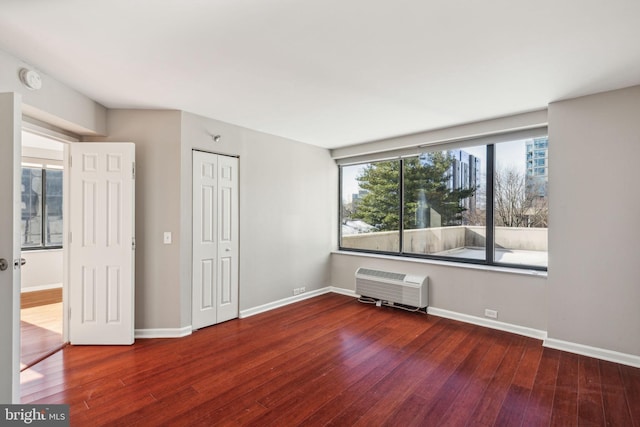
[399,159,404,255]
[486,144,495,264]
[42,168,47,248]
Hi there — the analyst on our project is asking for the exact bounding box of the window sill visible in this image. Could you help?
[21,247,64,253]
[331,250,548,278]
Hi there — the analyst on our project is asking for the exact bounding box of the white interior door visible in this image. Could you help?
[69,143,135,345]
[192,151,238,329]
[0,93,21,403]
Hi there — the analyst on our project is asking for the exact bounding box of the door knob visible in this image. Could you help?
[0,259,7,271]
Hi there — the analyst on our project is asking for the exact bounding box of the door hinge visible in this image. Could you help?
[69,155,72,168]
[132,162,136,180]
[69,231,72,244]
[132,237,136,250]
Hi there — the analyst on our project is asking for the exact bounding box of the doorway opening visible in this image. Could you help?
[19,130,66,370]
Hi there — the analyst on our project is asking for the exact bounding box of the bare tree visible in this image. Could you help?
[494,167,547,228]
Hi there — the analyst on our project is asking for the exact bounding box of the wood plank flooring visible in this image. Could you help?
[21,301,64,370]
[20,293,640,426]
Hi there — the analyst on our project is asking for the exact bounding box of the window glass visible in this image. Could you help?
[338,132,548,270]
[45,169,64,246]
[403,147,486,260]
[21,167,42,247]
[494,138,548,267]
[340,160,400,252]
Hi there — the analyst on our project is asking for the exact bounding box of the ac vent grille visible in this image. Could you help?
[355,267,428,309]
[357,268,406,282]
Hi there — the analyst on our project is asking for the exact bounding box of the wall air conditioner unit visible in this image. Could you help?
[355,267,428,308]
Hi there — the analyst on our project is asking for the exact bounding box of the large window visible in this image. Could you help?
[339,135,548,270]
[21,165,63,249]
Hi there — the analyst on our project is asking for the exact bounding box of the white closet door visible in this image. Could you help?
[192,151,239,329]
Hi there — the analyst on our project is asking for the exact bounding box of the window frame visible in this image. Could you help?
[338,133,547,272]
[21,163,64,251]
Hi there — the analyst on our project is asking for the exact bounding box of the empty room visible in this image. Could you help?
[0,1,639,425]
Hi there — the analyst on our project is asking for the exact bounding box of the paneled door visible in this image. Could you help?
[69,143,135,345]
[0,93,21,403]
[192,150,239,329]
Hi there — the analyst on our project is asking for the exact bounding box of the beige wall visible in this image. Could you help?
[180,112,337,324]
[331,253,547,331]
[547,86,640,356]
[88,110,337,330]
[330,109,550,333]
[87,110,183,329]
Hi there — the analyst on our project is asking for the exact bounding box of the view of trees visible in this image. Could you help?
[350,152,476,232]
[344,154,549,233]
[494,167,548,228]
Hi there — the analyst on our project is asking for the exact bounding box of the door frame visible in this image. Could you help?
[0,92,21,403]
[21,117,79,345]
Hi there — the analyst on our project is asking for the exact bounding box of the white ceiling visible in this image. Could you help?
[1,1,639,149]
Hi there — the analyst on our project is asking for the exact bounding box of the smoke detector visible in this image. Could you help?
[19,68,42,90]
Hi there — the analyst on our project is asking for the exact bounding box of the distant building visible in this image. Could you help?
[417,149,481,226]
[351,189,368,207]
[449,149,481,214]
[526,137,548,197]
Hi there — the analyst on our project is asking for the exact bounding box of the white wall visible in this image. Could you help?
[21,250,63,291]
[547,86,640,357]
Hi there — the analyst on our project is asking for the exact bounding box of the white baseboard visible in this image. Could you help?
[326,287,547,340]
[426,307,548,340]
[544,338,640,368]
[328,286,358,298]
[135,326,192,339]
[239,287,332,318]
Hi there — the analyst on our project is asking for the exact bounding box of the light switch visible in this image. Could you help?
[163,232,172,244]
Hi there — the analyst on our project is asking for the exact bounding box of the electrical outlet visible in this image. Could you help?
[293,288,300,296]
[484,309,498,319]
[163,232,172,244]
[300,287,306,293]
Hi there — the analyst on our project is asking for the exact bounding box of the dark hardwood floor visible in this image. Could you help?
[20,293,640,426]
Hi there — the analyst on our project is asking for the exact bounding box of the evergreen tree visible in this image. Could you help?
[353,152,476,232]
